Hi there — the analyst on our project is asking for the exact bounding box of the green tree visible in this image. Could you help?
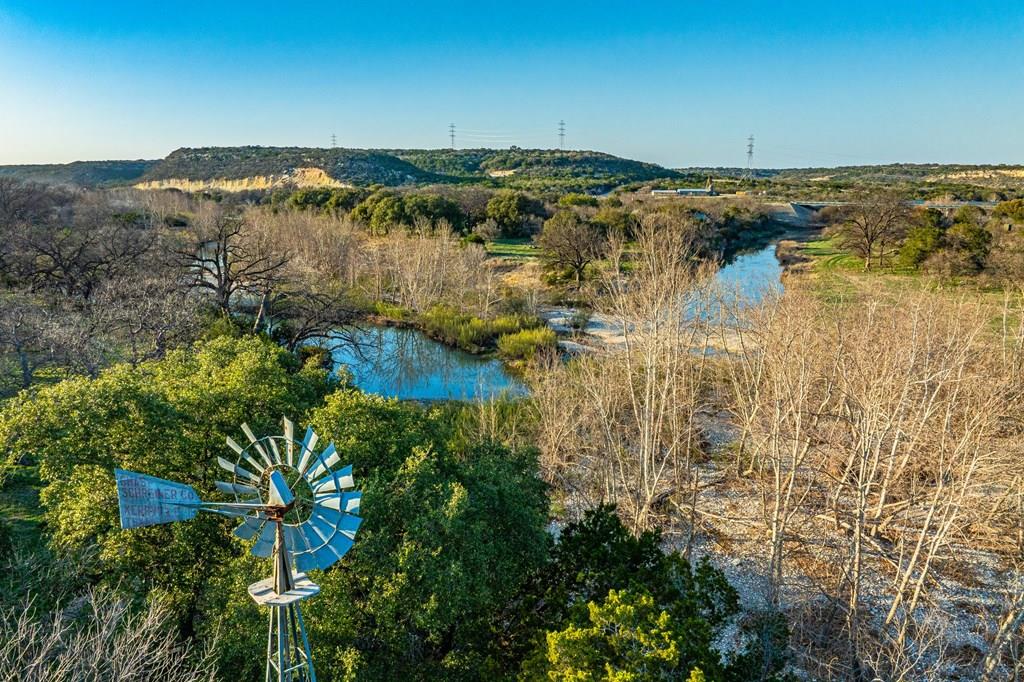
[592,206,633,238]
[511,507,789,682]
[0,336,334,631]
[202,390,550,681]
[405,194,467,232]
[369,194,409,235]
[486,190,541,237]
[898,208,945,268]
[945,220,992,272]
[538,588,711,681]
[558,192,600,208]
[993,198,1024,223]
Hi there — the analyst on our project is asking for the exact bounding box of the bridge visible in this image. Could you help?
[787,200,998,224]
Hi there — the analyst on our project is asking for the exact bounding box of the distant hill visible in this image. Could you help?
[676,164,1024,201]
[136,147,439,189]
[0,160,156,187]
[680,164,1024,188]
[390,148,679,189]
[137,146,678,192]
[0,146,681,192]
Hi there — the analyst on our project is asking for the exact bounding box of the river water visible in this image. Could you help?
[331,242,784,401]
[329,326,528,401]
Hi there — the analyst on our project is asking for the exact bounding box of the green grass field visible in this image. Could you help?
[485,238,539,259]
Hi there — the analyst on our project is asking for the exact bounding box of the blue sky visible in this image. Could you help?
[1,1,1022,167]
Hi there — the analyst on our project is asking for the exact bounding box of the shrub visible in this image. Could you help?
[497,328,557,361]
[420,305,543,352]
[512,507,792,682]
[373,301,414,322]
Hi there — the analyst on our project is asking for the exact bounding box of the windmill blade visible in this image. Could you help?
[233,514,267,541]
[215,480,260,497]
[338,513,362,539]
[312,505,362,540]
[313,543,343,570]
[267,438,283,465]
[316,491,361,514]
[241,423,275,468]
[299,520,326,549]
[283,416,295,465]
[225,436,266,475]
[216,456,261,484]
[327,533,354,560]
[251,523,277,558]
[267,470,295,507]
[304,443,340,482]
[296,426,319,475]
[311,505,342,527]
[310,465,354,495]
[294,551,318,574]
[285,525,311,555]
[115,469,200,529]
[307,513,336,544]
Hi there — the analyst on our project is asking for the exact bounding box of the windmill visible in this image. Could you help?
[114,416,361,682]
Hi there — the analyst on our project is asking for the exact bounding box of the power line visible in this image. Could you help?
[449,123,456,149]
[558,120,565,150]
[745,134,755,179]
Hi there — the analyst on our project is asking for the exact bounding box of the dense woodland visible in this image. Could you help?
[2,174,1024,681]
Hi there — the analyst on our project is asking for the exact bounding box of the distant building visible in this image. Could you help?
[650,176,717,197]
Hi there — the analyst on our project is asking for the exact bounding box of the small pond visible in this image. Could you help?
[328,326,527,401]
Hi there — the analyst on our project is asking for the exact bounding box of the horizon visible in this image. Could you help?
[2,1,1023,167]
[6,144,1024,173]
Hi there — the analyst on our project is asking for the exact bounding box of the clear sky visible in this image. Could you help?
[1,1,1022,168]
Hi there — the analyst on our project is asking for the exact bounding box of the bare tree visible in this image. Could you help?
[177,208,288,317]
[537,210,607,288]
[532,212,715,532]
[0,588,217,682]
[0,293,53,388]
[7,193,156,302]
[828,192,910,269]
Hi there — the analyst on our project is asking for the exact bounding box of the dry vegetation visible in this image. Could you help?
[529,208,1024,680]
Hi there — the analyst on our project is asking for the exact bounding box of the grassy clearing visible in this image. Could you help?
[0,465,46,551]
[486,238,540,259]
[791,236,1015,313]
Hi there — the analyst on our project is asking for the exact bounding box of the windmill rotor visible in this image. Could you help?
[115,416,361,682]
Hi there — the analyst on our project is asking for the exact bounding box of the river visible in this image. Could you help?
[330,242,785,401]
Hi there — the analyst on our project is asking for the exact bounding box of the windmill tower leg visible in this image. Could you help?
[260,522,317,682]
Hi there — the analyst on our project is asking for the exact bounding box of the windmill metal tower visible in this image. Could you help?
[115,417,362,682]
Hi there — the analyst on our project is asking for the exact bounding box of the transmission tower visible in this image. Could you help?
[330,133,337,149]
[449,123,456,149]
[745,135,754,179]
[558,120,565,150]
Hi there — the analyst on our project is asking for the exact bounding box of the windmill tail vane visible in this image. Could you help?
[115,416,361,682]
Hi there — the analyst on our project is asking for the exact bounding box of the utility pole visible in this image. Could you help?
[449,123,456,150]
[331,133,337,149]
[745,134,754,179]
[558,120,565,150]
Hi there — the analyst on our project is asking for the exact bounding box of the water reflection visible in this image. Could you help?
[328,326,528,401]
[715,243,784,306]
